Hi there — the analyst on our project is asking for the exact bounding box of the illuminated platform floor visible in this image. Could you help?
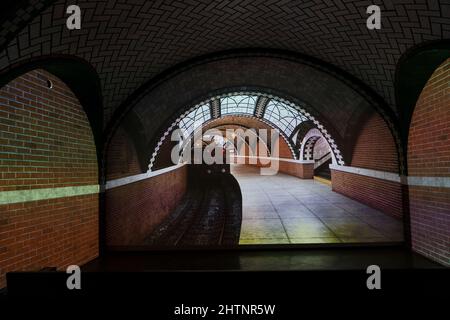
[231,165,404,245]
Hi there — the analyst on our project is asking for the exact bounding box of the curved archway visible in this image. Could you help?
[103,52,402,175]
[0,66,100,288]
[148,91,345,171]
[0,56,103,167]
[396,40,450,155]
[406,57,450,267]
[299,129,331,161]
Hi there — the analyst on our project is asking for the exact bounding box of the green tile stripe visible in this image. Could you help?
[0,185,99,205]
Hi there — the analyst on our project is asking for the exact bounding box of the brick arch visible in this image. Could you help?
[189,125,273,159]
[203,115,296,159]
[0,68,100,288]
[396,41,450,148]
[203,118,293,160]
[105,126,142,180]
[350,111,400,173]
[407,58,450,267]
[0,56,103,161]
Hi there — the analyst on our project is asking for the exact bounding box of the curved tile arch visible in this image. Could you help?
[263,100,309,137]
[148,91,345,171]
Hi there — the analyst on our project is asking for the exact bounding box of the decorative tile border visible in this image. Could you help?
[0,185,99,205]
[148,91,346,170]
[407,176,450,188]
[329,164,402,183]
[329,164,450,188]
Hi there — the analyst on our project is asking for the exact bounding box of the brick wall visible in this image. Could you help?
[233,156,314,179]
[0,70,98,191]
[0,195,98,288]
[279,161,314,179]
[331,110,402,218]
[229,130,317,178]
[106,127,142,180]
[152,132,179,171]
[351,112,398,173]
[105,165,187,247]
[0,69,99,288]
[408,58,450,266]
[276,135,293,159]
[331,170,403,219]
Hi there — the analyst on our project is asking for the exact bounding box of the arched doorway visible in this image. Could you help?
[407,58,450,267]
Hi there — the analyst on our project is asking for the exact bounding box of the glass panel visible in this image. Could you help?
[263,100,307,136]
[220,95,257,115]
[178,103,211,138]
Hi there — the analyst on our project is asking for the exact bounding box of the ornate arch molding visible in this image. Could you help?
[0,55,104,177]
[147,91,346,171]
[292,120,316,155]
[395,40,450,175]
[299,128,333,163]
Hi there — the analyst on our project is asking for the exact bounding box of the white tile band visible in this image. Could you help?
[329,164,450,188]
[329,164,402,183]
[0,185,99,205]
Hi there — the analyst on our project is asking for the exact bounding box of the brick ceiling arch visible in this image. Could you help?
[0,0,448,129]
[193,122,276,159]
[0,55,103,163]
[202,115,296,160]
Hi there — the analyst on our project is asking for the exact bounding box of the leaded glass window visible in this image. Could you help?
[178,103,211,138]
[263,100,307,136]
[220,95,257,115]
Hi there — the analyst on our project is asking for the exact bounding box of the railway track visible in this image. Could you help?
[144,167,242,247]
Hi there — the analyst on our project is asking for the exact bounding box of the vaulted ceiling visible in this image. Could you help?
[0,0,448,129]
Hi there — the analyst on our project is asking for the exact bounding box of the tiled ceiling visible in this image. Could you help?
[0,0,448,125]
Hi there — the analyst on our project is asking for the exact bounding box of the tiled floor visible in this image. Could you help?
[231,165,404,245]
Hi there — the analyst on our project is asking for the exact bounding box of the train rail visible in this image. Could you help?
[144,165,242,247]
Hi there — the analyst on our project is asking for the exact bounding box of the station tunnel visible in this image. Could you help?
[0,0,449,292]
